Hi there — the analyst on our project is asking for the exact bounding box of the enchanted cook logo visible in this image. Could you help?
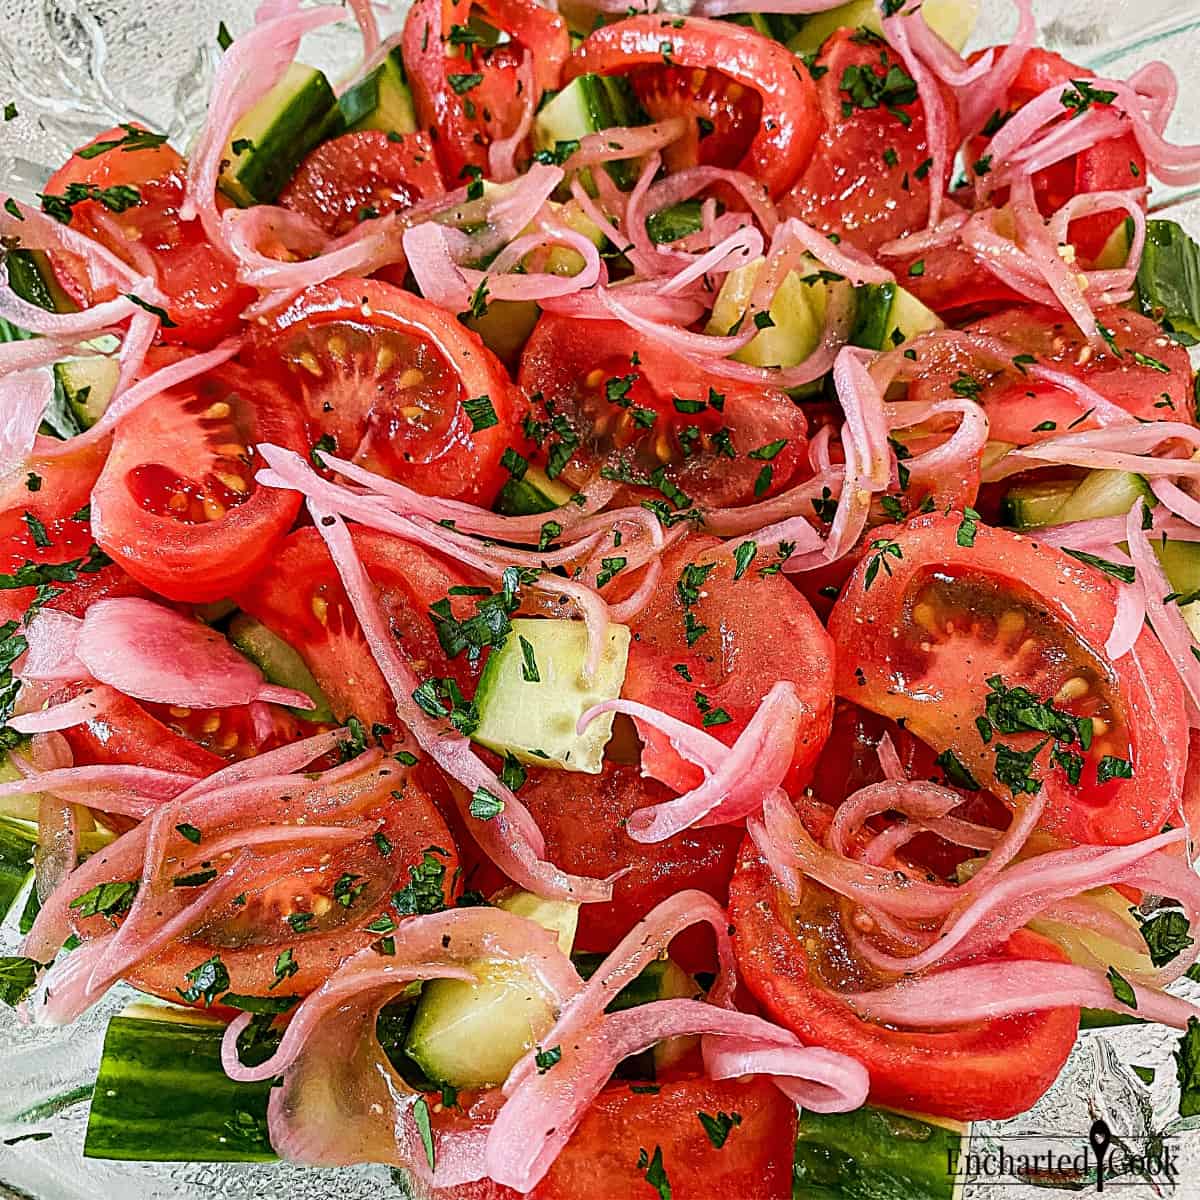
[945,1119,1181,1191]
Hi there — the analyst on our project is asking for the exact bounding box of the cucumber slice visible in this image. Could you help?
[534,75,644,190]
[706,257,828,370]
[793,1106,968,1200]
[494,464,576,516]
[472,618,631,774]
[338,47,417,134]
[0,818,35,923]
[0,753,40,822]
[787,0,979,55]
[645,200,704,246]
[850,282,944,351]
[1052,470,1152,525]
[998,479,1077,530]
[1155,540,1200,641]
[1094,218,1132,270]
[84,1005,275,1161]
[53,353,120,429]
[494,888,579,954]
[227,613,335,722]
[403,891,579,1088]
[5,248,76,315]
[219,63,342,207]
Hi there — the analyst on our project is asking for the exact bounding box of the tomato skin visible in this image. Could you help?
[827,513,1187,845]
[972,48,1146,262]
[907,305,1194,445]
[457,762,742,971]
[517,314,810,508]
[247,278,519,506]
[624,537,835,797]
[895,243,1025,321]
[729,842,1078,1120]
[438,1076,796,1200]
[566,16,819,199]
[280,131,445,238]
[781,29,959,254]
[403,0,570,180]
[236,525,481,730]
[44,127,253,347]
[90,361,308,603]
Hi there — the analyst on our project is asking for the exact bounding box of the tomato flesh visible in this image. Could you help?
[827,513,1187,844]
[280,131,445,238]
[624,537,835,796]
[248,278,519,506]
[517,314,809,508]
[567,16,819,199]
[729,841,1078,1120]
[782,30,959,254]
[91,361,308,602]
[237,525,481,730]
[438,1076,796,1200]
[44,127,253,347]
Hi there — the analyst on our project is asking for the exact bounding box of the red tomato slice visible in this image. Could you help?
[279,131,445,238]
[566,16,819,199]
[402,0,570,180]
[827,513,1188,845]
[971,48,1146,262]
[247,278,520,506]
[781,29,959,254]
[43,126,254,347]
[517,314,810,508]
[70,766,459,1003]
[438,1076,796,1200]
[90,360,308,602]
[454,762,742,971]
[893,242,1025,322]
[729,840,1078,1120]
[907,305,1193,445]
[623,537,835,796]
[236,525,481,730]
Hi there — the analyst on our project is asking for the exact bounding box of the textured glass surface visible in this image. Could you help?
[1,3,1200,1197]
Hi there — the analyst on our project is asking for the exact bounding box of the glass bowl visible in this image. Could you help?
[1,2,1199,1197]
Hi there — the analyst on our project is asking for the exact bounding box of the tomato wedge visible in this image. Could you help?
[729,841,1078,1120]
[236,525,481,730]
[458,762,742,971]
[781,29,958,254]
[567,16,819,199]
[439,1076,796,1200]
[90,360,308,602]
[624,537,835,796]
[69,764,459,1003]
[970,47,1146,262]
[827,513,1187,845]
[517,314,810,509]
[247,278,520,506]
[907,305,1193,446]
[42,126,254,347]
[280,131,445,238]
[402,0,570,180]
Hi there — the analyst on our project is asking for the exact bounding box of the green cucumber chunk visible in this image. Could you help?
[534,74,643,189]
[494,464,575,516]
[53,352,120,430]
[84,1005,276,1161]
[0,752,40,822]
[227,613,335,722]
[472,618,631,773]
[787,0,978,55]
[1135,218,1200,344]
[850,282,945,352]
[793,1105,968,1200]
[0,817,35,922]
[5,248,76,315]
[403,891,579,1088]
[706,257,828,370]
[1000,470,1151,531]
[465,299,541,368]
[645,200,704,246]
[338,47,417,134]
[219,63,342,206]
[1155,539,1200,641]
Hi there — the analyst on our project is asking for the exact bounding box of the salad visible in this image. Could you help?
[2,0,1200,1195]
